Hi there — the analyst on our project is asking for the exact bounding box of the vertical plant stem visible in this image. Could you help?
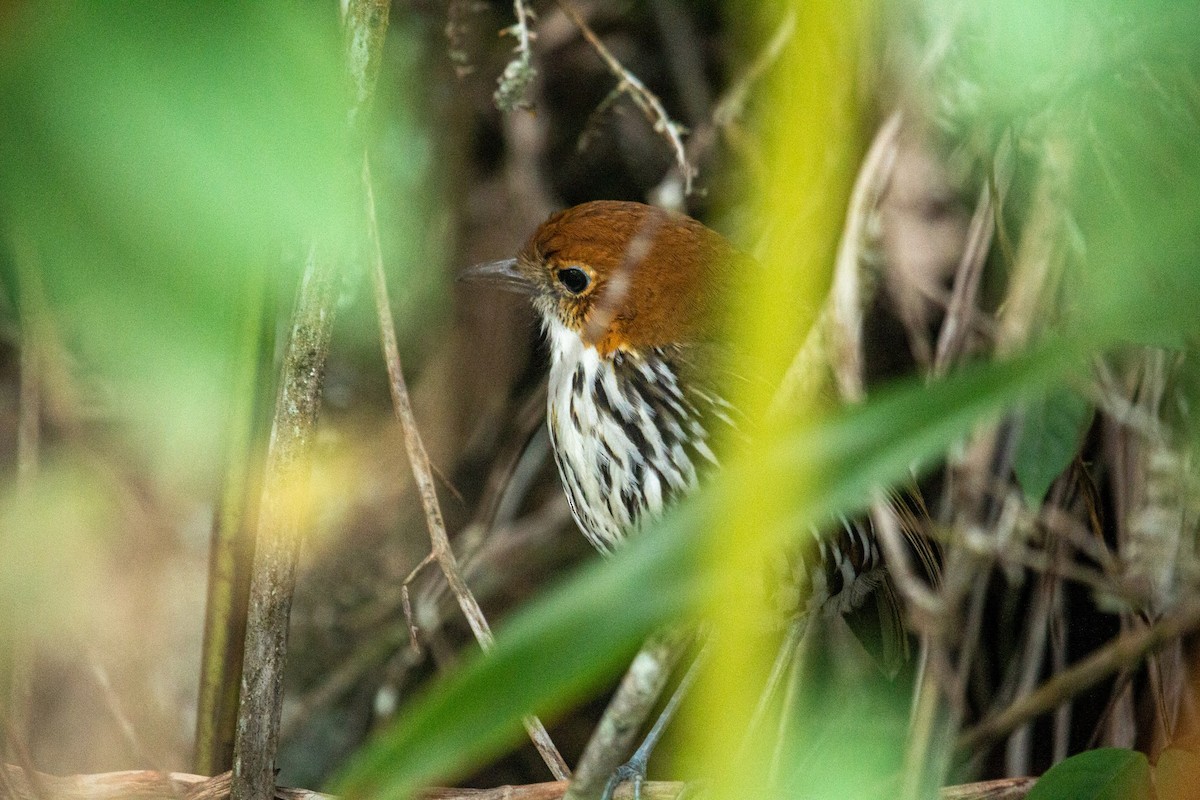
[195,268,271,777]
[6,235,44,759]
[231,243,341,800]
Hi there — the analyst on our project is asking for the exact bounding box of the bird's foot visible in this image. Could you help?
[600,754,648,800]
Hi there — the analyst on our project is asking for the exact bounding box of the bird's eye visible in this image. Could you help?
[556,266,591,294]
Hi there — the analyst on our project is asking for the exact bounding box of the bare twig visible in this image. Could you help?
[931,184,994,377]
[555,0,695,195]
[959,599,1200,752]
[362,153,569,780]
[651,8,795,206]
[0,766,1033,800]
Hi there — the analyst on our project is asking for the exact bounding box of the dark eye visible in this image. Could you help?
[556,266,591,294]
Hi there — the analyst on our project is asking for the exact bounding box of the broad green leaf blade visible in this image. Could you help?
[333,343,1073,799]
[1013,388,1093,505]
[1028,748,1151,800]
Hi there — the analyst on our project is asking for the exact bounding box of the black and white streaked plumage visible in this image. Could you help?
[544,318,731,553]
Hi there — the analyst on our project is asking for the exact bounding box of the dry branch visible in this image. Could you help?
[563,630,690,800]
[0,766,1035,800]
[959,598,1200,752]
[362,152,569,779]
[555,0,694,195]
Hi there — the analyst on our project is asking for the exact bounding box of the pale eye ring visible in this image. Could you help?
[556,266,590,294]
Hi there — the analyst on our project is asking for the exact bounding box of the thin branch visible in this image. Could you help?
[0,767,1033,800]
[555,0,695,195]
[931,183,994,377]
[362,152,569,780]
[651,8,795,205]
[959,599,1200,752]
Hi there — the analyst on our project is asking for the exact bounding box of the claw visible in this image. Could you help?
[600,755,648,800]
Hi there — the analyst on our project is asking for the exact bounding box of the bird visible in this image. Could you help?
[465,200,886,609]
[464,199,895,796]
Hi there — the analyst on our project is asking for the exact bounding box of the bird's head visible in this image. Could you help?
[464,200,741,357]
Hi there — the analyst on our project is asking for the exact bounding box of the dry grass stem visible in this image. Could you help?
[0,766,1037,800]
[363,153,569,780]
[828,110,902,403]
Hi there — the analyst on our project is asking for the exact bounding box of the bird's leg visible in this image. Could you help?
[600,637,711,800]
[565,629,692,800]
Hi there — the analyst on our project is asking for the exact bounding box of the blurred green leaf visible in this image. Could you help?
[0,3,352,258]
[775,670,907,800]
[332,343,1073,798]
[1013,388,1093,505]
[1027,748,1151,800]
[776,344,1075,526]
[0,3,358,484]
[330,513,703,798]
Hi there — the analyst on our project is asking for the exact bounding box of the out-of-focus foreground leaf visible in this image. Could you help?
[332,341,1073,799]
[0,2,354,484]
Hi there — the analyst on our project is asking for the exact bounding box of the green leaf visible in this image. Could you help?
[1154,747,1200,800]
[1028,748,1152,800]
[1013,388,1094,505]
[0,3,361,484]
[331,343,1075,799]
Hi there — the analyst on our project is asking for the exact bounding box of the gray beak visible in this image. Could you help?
[458,257,536,295]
